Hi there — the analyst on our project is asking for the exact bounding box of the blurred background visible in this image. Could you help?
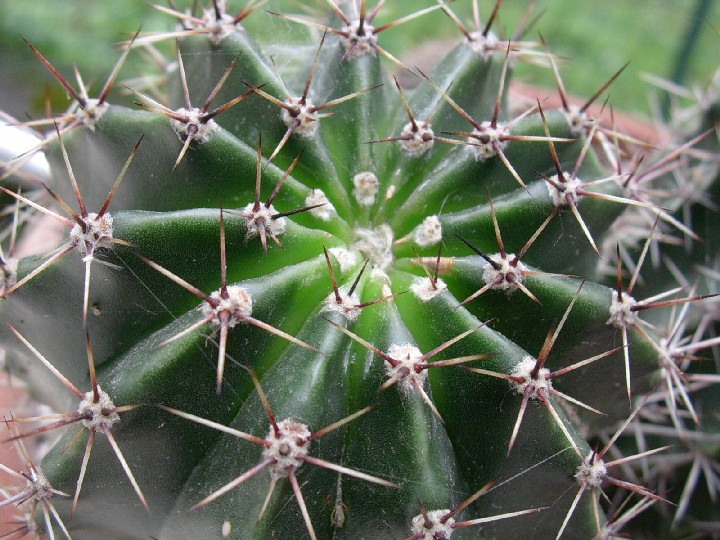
[0,0,718,123]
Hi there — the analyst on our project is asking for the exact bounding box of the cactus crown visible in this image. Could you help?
[1,1,719,539]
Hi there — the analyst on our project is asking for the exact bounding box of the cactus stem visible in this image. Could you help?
[610,233,719,402]
[410,245,448,301]
[246,56,381,162]
[368,76,441,156]
[5,326,148,512]
[141,0,264,45]
[19,31,138,133]
[0,128,138,323]
[226,139,315,254]
[138,217,319,392]
[558,412,672,540]
[128,50,251,168]
[1,423,71,539]
[277,1,438,69]
[541,35,636,166]
[410,478,541,539]
[327,320,487,422]
[427,69,567,190]
[167,372,395,536]
[455,195,554,305]
[544,35,628,137]
[467,285,622,456]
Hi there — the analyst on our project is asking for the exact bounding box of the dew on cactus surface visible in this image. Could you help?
[0,423,71,540]
[4,326,146,515]
[160,370,396,540]
[0,128,141,325]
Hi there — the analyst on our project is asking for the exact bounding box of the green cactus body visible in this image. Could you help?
[1,2,719,539]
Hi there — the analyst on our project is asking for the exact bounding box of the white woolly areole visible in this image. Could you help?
[171,108,218,143]
[281,96,319,138]
[352,224,394,270]
[321,288,362,322]
[386,344,426,394]
[328,247,357,274]
[412,215,442,247]
[411,276,447,302]
[196,8,240,45]
[545,174,584,207]
[562,105,595,135]
[466,30,500,59]
[1,257,18,294]
[305,189,334,220]
[607,291,637,328]
[262,419,311,480]
[468,122,508,161]
[77,98,109,131]
[410,509,455,539]
[574,453,607,488]
[509,355,552,398]
[399,121,435,156]
[353,171,379,207]
[370,267,391,284]
[78,387,120,431]
[26,467,54,502]
[201,285,253,327]
[481,253,527,293]
[70,212,114,259]
[340,21,378,57]
[241,202,286,240]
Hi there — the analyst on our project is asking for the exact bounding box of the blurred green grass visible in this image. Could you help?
[0,0,717,120]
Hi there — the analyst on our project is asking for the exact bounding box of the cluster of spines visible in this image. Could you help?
[0,1,719,539]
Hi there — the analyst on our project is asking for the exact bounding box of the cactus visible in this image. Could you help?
[1,1,719,539]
